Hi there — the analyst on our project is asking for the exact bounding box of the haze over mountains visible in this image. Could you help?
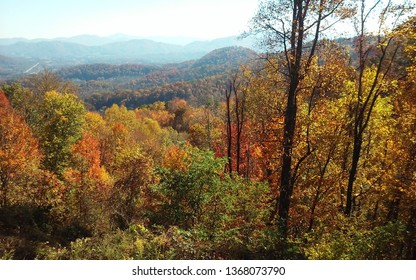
[0,34,257,79]
[0,34,206,46]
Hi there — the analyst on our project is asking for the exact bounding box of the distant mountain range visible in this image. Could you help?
[0,34,257,79]
[0,34,207,47]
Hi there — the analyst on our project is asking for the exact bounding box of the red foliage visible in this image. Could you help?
[0,90,10,108]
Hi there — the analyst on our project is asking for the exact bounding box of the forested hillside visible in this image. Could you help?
[0,0,415,260]
[57,46,257,110]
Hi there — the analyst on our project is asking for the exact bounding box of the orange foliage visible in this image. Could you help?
[162,145,190,172]
[168,98,188,112]
[0,104,42,205]
[71,133,103,181]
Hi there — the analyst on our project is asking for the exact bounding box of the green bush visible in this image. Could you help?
[304,220,406,259]
[37,224,168,260]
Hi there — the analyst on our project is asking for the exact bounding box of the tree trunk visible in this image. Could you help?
[1,177,7,207]
[234,82,246,176]
[345,134,362,215]
[277,0,304,237]
[278,78,298,236]
[225,85,233,174]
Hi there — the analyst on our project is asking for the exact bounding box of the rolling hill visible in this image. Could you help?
[0,34,257,77]
[55,46,258,110]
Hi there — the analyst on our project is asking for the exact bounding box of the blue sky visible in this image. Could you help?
[0,0,259,39]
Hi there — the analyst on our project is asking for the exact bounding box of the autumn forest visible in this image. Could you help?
[0,0,415,259]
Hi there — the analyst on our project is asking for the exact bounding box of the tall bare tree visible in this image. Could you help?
[248,0,351,236]
[345,0,413,216]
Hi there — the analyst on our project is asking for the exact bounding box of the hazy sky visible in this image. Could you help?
[0,0,260,39]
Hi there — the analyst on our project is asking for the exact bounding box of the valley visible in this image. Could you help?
[0,0,415,262]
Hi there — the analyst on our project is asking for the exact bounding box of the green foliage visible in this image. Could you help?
[149,146,277,259]
[37,91,86,176]
[305,219,407,260]
[154,147,226,228]
[37,224,167,260]
[1,82,38,124]
[36,222,301,260]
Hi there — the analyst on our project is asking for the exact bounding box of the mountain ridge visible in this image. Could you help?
[57,46,257,82]
[0,35,257,79]
[0,34,206,46]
